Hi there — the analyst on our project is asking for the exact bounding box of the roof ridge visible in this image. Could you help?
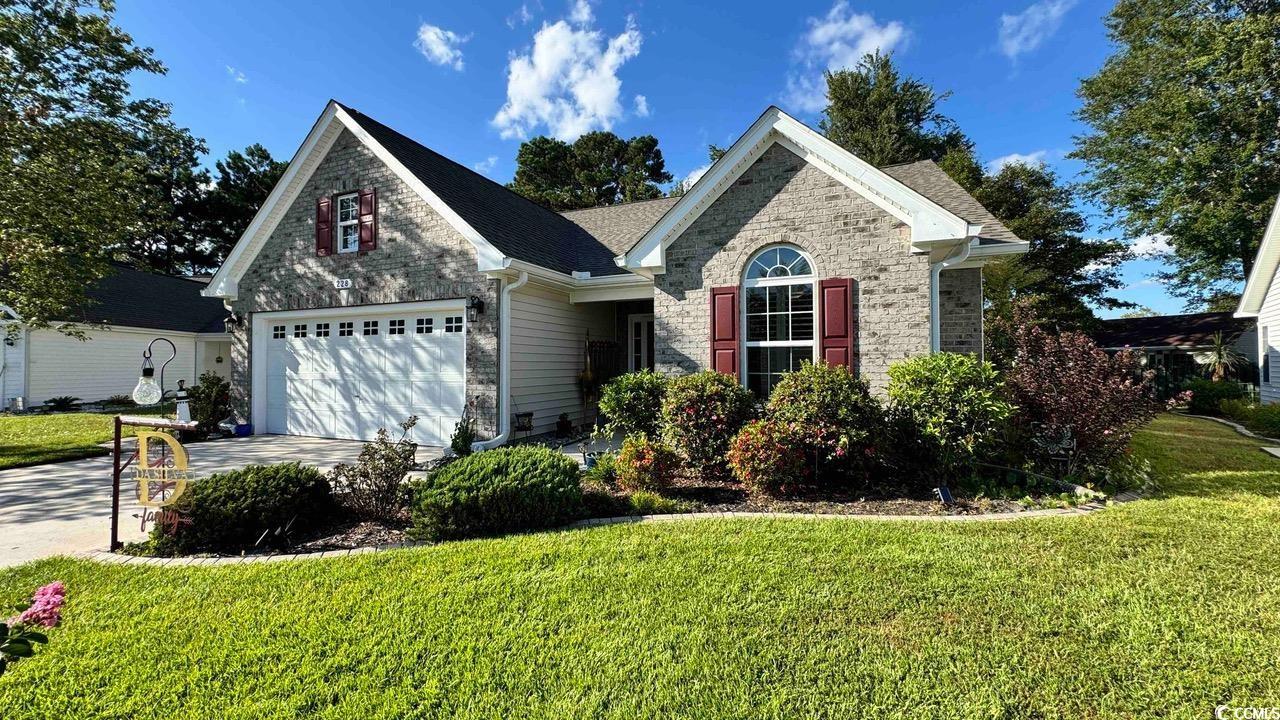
[877,158,936,170]
[559,195,680,215]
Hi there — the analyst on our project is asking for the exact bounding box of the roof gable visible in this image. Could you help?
[619,107,989,273]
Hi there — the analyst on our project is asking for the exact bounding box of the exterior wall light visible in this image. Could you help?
[467,295,485,323]
[132,338,177,406]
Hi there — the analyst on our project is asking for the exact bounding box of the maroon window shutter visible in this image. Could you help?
[358,188,377,252]
[315,196,333,256]
[819,278,856,369]
[709,285,740,378]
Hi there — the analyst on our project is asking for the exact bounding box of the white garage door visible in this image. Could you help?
[260,305,466,446]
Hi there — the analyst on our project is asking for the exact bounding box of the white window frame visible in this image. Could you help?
[740,245,817,394]
[336,192,360,254]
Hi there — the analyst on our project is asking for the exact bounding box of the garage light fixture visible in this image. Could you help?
[467,295,485,323]
[132,338,177,406]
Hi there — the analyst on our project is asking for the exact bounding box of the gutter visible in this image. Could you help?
[471,270,529,452]
[930,240,974,352]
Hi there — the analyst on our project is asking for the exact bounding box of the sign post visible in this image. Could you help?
[110,414,199,552]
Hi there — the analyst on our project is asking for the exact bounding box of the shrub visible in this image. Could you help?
[187,371,231,437]
[661,371,755,479]
[764,361,881,475]
[615,434,681,492]
[624,490,684,515]
[887,353,1013,479]
[582,451,617,488]
[727,420,813,496]
[873,405,943,492]
[1182,378,1245,415]
[43,396,79,412]
[103,394,135,407]
[409,446,582,541]
[1217,399,1280,438]
[1004,322,1161,476]
[450,415,476,457]
[159,462,333,554]
[1218,398,1254,424]
[598,370,668,436]
[328,416,418,520]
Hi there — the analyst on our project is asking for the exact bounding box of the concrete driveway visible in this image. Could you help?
[0,435,417,568]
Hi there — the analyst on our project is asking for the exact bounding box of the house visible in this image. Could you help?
[1093,311,1257,392]
[202,102,1027,448]
[1,264,232,410]
[1236,191,1280,403]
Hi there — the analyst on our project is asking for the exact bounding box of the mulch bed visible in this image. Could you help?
[289,518,409,553]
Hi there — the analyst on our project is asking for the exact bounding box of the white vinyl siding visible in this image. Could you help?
[0,327,26,408]
[26,327,198,405]
[1259,270,1280,404]
[510,283,614,436]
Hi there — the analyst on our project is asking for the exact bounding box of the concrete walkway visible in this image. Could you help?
[0,435,387,568]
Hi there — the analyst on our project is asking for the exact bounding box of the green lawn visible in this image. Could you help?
[0,410,170,470]
[2,414,1278,718]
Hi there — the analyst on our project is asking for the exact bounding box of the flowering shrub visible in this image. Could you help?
[615,434,681,491]
[1181,378,1244,415]
[887,353,1014,479]
[764,361,880,476]
[661,371,755,479]
[598,370,668,436]
[1004,321,1161,476]
[1,582,65,677]
[727,420,813,495]
[328,416,419,521]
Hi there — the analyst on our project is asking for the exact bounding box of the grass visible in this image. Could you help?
[0,409,169,470]
[1,414,1278,718]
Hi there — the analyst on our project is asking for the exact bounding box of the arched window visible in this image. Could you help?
[742,245,816,397]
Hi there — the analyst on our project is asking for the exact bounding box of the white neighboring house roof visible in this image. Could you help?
[1236,192,1280,317]
[203,101,507,301]
[619,106,1023,273]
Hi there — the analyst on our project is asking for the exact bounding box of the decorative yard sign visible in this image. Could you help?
[110,415,200,551]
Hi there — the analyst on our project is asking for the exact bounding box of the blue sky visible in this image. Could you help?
[115,0,1181,316]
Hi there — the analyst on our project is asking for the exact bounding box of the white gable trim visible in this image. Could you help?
[203,102,507,300]
[619,106,979,273]
[1237,193,1280,317]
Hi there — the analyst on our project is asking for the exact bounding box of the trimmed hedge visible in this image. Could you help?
[599,370,668,436]
[661,371,755,479]
[615,434,681,491]
[409,445,582,541]
[160,462,333,554]
[1183,378,1245,415]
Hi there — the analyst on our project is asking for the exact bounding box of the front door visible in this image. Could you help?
[628,313,655,371]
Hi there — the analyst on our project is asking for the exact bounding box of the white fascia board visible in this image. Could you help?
[202,101,511,301]
[621,106,973,272]
[1237,193,1280,316]
[569,274,653,303]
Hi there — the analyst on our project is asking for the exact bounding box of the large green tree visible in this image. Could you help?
[0,0,170,334]
[510,131,672,210]
[1072,0,1280,307]
[819,51,972,166]
[127,121,210,275]
[199,143,288,270]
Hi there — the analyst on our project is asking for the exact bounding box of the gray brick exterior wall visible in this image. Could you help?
[228,129,499,435]
[938,267,983,358]
[653,142,974,392]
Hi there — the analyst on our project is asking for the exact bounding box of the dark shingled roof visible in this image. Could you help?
[560,197,681,256]
[1093,312,1255,349]
[880,160,1023,246]
[66,264,228,333]
[338,103,626,277]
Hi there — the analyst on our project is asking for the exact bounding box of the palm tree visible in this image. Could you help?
[1198,331,1245,382]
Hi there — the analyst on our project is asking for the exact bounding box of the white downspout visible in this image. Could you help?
[930,240,974,352]
[472,270,529,452]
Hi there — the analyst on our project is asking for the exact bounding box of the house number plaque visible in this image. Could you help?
[333,278,353,290]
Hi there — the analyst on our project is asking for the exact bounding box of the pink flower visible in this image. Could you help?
[11,581,65,628]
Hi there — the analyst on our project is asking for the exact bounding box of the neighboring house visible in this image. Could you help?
[202,101,1027,448]
[1236,191,1280,403]
[1093,312,1258,392]
[0,264,232,410]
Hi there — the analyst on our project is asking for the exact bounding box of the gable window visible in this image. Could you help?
[336,193,360,254]
[445,316,463,333]
[416,318,433,334]
[743,245,815,398]
[363,320,379,336]
[315,323,330,337]
[339,321,353,337]
[272,325,286,340]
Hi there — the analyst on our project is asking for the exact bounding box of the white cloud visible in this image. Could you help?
[1130,233,1173,258]
[681,163,712,191]
[507,2,535,28]
[473,156,499,175]
[493,13,643,140]
[225,65,247,84]
[998,0,1076,61]
[633,94,650,117]
[783,1,907,113]
[986,150,1048,173]
[568,0,593,26]
[415,23,471,71]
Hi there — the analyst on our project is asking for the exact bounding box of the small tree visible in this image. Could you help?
[187,371,231,436]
